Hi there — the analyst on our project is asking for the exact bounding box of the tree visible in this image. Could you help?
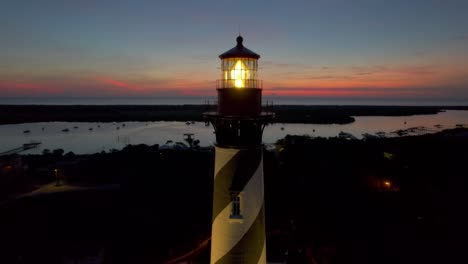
[64,151,75,158]
[52,149,64,156]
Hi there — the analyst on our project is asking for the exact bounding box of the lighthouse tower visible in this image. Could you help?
[205,36,274,264]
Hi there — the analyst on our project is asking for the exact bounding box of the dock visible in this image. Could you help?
[0,142,41,156]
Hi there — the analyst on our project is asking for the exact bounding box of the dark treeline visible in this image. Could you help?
[1,105,467,125]
[0,128,468,263]
[0,145,214,263]
[268,128,468,263]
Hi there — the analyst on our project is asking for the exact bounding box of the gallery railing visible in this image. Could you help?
[216,79,263,89]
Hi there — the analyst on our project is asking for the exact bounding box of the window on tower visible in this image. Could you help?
[230,192,243,219]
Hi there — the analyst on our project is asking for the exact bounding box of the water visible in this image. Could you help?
[0,110,467,155]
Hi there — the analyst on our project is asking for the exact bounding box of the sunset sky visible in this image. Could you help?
[1,0,468,103]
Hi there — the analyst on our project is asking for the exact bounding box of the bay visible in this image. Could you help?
[0,110,467,155]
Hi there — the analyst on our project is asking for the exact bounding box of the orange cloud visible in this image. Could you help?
[179,89,214,96]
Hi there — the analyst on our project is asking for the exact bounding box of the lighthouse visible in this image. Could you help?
[205,36,274,264]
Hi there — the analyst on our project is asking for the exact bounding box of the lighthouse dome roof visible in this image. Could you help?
[219,35,260,59]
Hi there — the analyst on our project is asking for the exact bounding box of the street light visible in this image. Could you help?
[54,168,60,186]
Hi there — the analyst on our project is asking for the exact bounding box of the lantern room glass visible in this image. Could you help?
[220,57,260,89]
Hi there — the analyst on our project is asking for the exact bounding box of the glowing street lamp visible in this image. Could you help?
[384,180,391,188]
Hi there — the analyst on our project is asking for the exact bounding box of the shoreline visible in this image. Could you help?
[0,105,467,125]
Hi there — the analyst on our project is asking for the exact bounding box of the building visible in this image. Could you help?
[205,35,274,264]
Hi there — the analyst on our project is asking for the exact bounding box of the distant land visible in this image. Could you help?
[1,105,467,125]
[1,97,467,106]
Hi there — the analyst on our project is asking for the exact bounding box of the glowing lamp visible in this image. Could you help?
[218,35,261,89]
[232,60,247,88]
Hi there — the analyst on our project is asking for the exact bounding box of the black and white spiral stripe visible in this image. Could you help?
[210,146,266,264]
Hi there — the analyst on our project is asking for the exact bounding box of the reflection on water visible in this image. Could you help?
[0,110,467,155]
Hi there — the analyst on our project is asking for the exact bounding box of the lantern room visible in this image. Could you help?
[217,36,262,116]
[218,35,261,89]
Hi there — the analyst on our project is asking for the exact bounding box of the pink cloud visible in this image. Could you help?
[263,87,438,98]
[94,77,143,91]
[0,81,59,95]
